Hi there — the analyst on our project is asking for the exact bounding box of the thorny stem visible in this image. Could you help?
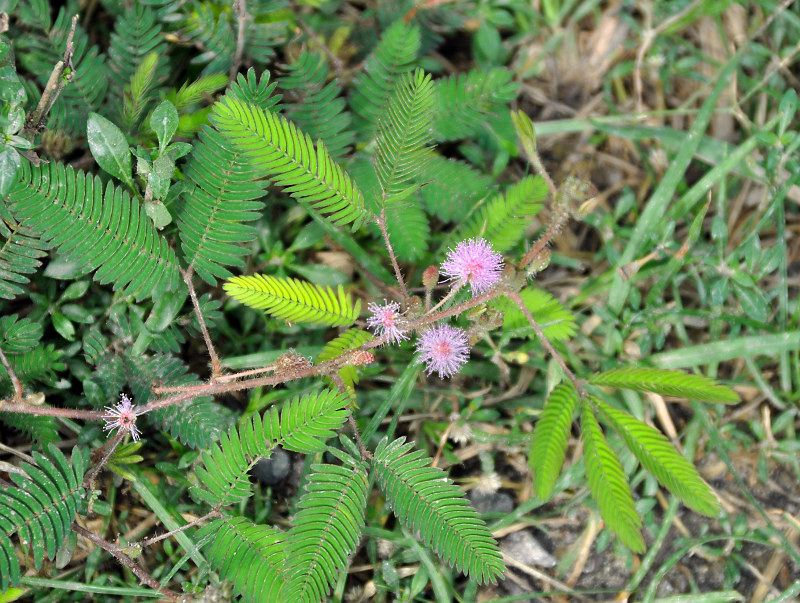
[0,347,22,402]
[517,210,568,271]
[183,267,222,379]
[229,0,247,81]
[376,209,409,303]
[348,413,372,461]
[72,523,179,599]
[138,510,221,549]
[502,289,583,391]
[24,15,78,136]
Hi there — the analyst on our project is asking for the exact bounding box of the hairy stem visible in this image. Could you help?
[1,287,501,421]
[517,209,569,271]
[0,347,22,402]
[183,267,222,378]
[376,209,409,302]
[138,510,221,549]
[72,523,179,598]
[427,280,464,314]
[502,289,582,390]
[84,431,125,488]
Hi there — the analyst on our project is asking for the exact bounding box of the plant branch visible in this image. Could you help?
[24,15,78,136]
[138,510,221,549]
[502,289,582,390]
[0,346,22,402]
[229,0,247,81]
[376,209,409,302]
[0,287,501,421]
[84,431,125,488]
[517,209,569,271]
[72,523,179,598]
[183,267,222,378]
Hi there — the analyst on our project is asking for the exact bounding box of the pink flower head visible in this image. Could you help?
[366,300,409,345]
[440,237,504,296]
[415,324,470,379]
[102,394,147,441]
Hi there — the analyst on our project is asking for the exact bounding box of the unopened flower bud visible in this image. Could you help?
[526,248,551,277]
[422,265,439,289]
[557,176,597,220]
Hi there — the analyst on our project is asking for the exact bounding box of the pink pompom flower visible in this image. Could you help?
[102,394,147,441]
[415,324,470,379]
[440,237,504,296]
[366,300,409,345]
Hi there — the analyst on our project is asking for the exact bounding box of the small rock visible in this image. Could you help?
[251,448,290,485]
[469,489,514,514]
[501,530,557,568]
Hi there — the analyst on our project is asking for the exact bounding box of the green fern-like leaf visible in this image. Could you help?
[594,398,720,517]
[0,445,88,592]
[121,51,161,132]
[175,126,268,285]
[0,203,49,301]
[385,203,430,262]
[17,0,51,30]
[580,406,644,552]
[191,389,351,507]
[8,160,181,301]
[243,0,290,64]
[196,516,286,603]
[280,51,354,161]
[419,154,496,222]
[0,314,43,354]
[530,382,579,500]
[107,4,168,125]
[432,68,519,142]
[0,413,60,450]
[179,2,234,75]
[224,274,360,327]
[492,287,577,342]
[350,20,421,139]
[168,73,230,112]
[589,368,739,404]
[453,175,547,252]
[212,97,368,229]
[372,437,506,584]
[374,69,435,206]
[0,345,64,394]
[282,454,369,603]
[225,67,282,112]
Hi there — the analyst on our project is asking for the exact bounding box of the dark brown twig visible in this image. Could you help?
[24,15,78,136]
